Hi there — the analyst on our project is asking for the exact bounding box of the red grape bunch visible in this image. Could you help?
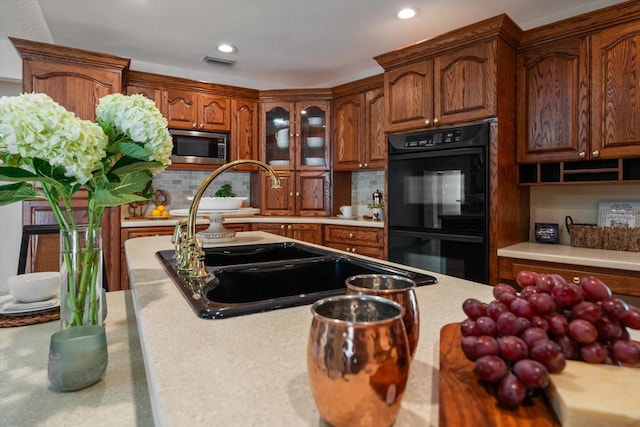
[460,271,640,408]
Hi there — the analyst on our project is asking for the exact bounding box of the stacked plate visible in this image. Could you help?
[305,157,325,166]
[307,137,324,148]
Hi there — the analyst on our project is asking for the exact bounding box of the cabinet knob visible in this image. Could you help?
[351,247,357,253]
[199,123,204,129]
[579,151,586,158]
[349,233,354,239]
[425,119,431,126]
[280,224,285,230]
[592,150,599,157]
[345,247,352,252]
[433,117,439,125]
[573,276,580,284]
[290,192,294,197]
[296,192,300,197]
[358,163,363,169]
[363,163,368,168]
[287,225,292,230]
[192,123,197,128]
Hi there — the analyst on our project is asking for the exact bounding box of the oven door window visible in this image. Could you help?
[388,230,487,284]
[388,147,486,232]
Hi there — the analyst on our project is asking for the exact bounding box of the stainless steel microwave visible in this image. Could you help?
[170,129,228,165]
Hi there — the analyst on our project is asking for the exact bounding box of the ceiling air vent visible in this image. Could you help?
[202,55,236,66]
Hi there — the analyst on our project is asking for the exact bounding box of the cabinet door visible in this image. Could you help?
[364,86,386,169]
[262,101,295,168]
[24,61,120,121]
[230,99,259,168]
[126,84,163,110]
[333,93,365,171]
[591,20,640,159]
[261,170,295,215]
[384,60,433,133]
[517,38,589,162]
[297,100,330,170]
[164,89,199,129]
[297,171,330,216]
[434,41,497,125]
[200,94,231,131]
[289,223,322,245]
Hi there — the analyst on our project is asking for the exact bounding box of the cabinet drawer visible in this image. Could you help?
[498,257,640,297]
[323,242,383,259]
[324,225,383,248]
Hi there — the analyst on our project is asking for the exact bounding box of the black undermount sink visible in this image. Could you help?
[155,242,437,319]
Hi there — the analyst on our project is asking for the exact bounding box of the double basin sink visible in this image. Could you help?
[156,242,437,319]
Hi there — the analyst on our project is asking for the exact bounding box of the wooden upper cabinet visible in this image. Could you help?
[333,92,365,170]
[230,98,259,167]
[333,81,385,171]
[517,37,589,163]
[164,89,231,132]
[591,20,640,159]
[384,60,433,133]
[434,41,497,125]
[11,37,129,121]
[126,84,163,110]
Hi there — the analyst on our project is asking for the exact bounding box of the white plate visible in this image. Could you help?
[337,215,358,220]
[0,294,60,315]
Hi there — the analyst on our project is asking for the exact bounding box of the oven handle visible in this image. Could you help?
[389,228,485,244]
[388,146,485,161]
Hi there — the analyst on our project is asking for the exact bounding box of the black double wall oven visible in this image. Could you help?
[387,121,490,284]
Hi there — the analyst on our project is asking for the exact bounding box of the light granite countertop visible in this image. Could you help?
[124,232,496,426]
[498,242,640,272]
[121,215,384,228]
[0,290,153,426]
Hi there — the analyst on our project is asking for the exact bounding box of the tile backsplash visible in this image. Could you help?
[145,169,385,216]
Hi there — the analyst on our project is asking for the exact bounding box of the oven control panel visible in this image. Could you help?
[404,129,462,148]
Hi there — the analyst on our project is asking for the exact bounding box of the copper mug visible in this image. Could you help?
[307,294,411,427]
[346,274,419,358]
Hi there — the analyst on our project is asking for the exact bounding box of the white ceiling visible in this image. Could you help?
[0,0,629,90]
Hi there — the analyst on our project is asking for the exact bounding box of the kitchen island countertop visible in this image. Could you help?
[122,233,496,426]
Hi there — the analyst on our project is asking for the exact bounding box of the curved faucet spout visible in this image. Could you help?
[185,159,281,265]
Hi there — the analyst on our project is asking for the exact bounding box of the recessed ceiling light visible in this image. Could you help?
[217,44,236,53]
[397,7,418,20]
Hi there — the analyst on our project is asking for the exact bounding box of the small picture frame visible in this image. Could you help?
[535,223,559,244]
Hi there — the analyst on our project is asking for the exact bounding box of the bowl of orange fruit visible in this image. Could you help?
[146,204,171,219]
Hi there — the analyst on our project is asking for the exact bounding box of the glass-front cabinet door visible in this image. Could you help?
[263,102,294,168]
[297,101,330,169]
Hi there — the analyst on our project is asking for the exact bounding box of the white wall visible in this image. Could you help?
[0,80,24,294]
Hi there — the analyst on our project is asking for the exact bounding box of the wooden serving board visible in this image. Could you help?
[438,323,560,427]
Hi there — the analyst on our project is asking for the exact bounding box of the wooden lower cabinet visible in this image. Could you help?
[323,225,384,259]
[498,256,640,297]
[250,223,322,245]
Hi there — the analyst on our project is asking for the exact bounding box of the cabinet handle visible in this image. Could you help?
[280,224,285,230]
[433,117,439,125]
[579,151,586,158]
[349,233,354,239]
[425,118,431,126]
[573,276,580,284]
[287,225,292,231]
[592,150,599,157]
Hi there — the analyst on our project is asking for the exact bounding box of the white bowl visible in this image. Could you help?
[269,160,290,166]
[307,137,325,148]
[188,196,247,210]
[8,272,59,303]
[305,157,325,166]
[308,117,323,126]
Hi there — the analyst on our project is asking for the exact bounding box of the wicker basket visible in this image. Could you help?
[566,216,640,252]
